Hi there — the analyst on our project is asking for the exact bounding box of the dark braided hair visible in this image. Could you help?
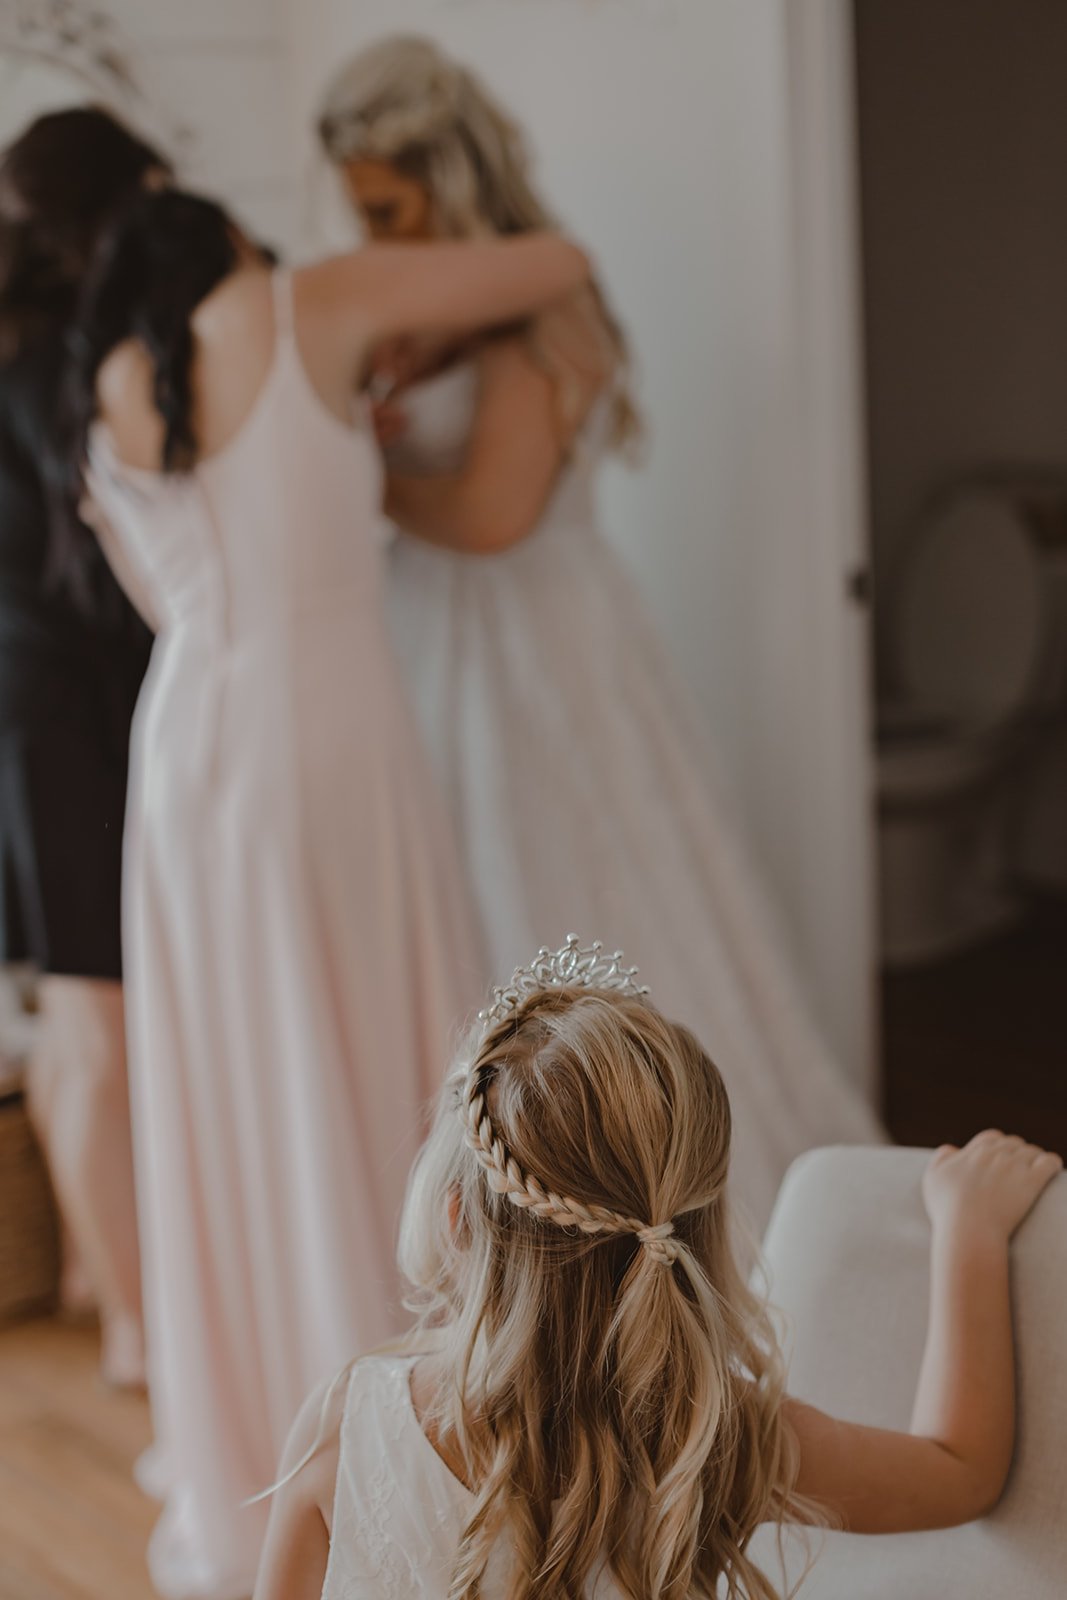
[55,188,245,600]
[65,187,240,481]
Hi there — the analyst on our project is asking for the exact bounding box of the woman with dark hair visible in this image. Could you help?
[0,105,169,1386]
[67,183,587,1596]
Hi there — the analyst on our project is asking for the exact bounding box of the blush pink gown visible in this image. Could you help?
[87,272,483,1600]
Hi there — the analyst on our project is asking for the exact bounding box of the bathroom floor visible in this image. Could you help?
[882,894,1067,1157]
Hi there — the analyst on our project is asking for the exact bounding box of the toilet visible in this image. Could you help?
[876,480,1067,966]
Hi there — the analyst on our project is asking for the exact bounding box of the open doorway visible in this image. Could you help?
[853,0,1067,1150]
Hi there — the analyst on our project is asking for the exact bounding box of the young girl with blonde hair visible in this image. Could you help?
[255,937,1061,1600]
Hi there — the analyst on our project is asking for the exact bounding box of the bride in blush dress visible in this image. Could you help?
[317,35,882,1229]
[67,182,589,1599]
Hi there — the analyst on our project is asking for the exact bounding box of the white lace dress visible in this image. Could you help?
[387,365,881,1228]
[322,1355,622,1599]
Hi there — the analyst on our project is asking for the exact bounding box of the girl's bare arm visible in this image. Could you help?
[252,1373,346,1600]
[787,1132,1061,1533]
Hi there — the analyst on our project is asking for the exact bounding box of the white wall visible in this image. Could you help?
[87,0,298,253]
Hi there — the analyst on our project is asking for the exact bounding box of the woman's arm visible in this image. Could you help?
[308,233,589,355]
[252,1373,346,1600]
[786,1131,1061,1533]
[384,336,571,554]
[384,302,611,555]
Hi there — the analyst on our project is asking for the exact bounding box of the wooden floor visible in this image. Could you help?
[0,1318,156,1600]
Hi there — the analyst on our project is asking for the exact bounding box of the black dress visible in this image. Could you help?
[0,331,151,980]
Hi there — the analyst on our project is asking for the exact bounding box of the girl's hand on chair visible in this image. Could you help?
[923,1130,1062,1244]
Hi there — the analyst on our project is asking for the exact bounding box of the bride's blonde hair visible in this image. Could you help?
[317,34,641,455]
[398,984,808,1599]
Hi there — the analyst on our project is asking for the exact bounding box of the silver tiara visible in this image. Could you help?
[478,934,649,1030]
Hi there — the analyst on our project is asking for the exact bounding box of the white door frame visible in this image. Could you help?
[781,0,879,1096]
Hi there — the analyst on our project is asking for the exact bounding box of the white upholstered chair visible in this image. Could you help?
[751,1146,1067,1598]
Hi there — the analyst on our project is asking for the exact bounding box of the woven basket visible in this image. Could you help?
[0,1089,60,1322]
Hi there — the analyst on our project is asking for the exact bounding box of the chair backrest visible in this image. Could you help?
[749,1145,1067,1598]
